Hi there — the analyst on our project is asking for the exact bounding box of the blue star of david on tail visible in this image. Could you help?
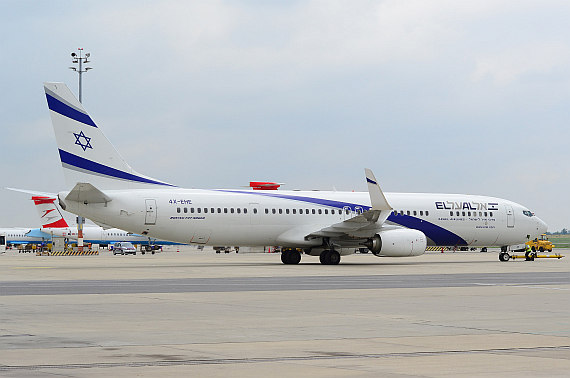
[74,130,92,151]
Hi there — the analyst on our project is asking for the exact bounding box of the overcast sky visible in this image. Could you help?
[1,0,568,231]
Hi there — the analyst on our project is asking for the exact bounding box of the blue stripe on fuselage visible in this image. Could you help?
[46,93,97,128]
[215,190,467,245]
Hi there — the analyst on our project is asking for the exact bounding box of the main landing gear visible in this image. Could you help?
[281,248,302,264]
[319,249,341,265]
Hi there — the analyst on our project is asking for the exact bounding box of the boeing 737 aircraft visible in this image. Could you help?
[43,82,548,264]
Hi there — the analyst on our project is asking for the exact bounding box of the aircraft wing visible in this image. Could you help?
[305,169,393,240]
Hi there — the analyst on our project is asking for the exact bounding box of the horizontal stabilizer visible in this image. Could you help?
[65,183,112,204]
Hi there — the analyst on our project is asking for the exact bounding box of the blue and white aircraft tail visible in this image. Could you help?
[44,82,173,190]
[44,82,548,264]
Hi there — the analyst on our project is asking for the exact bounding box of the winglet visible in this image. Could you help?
[365,168,392,211]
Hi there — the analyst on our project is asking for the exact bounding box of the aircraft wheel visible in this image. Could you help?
[499,252,510,262]
[320,250,330,265]
[281,249,301,265]
[329,250,341,265]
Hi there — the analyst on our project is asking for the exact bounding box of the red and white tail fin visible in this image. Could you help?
[32,196,69,228]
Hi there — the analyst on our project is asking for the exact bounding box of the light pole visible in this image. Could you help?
[69,48,93,251]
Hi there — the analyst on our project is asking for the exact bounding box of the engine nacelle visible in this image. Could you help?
[365,229,427,257]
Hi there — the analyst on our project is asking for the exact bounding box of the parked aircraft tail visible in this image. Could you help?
[32,196,69,228]
[44,82,174,189]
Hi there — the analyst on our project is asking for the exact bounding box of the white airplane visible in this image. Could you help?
[0,227,48,246]
[43,82,548,264]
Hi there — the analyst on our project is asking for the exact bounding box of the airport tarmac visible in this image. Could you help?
[1,247,569,377]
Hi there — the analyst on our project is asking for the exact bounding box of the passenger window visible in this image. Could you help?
[413,211,417,216]
[407,211,410,215]
[312,209,316,214]
[420,211,423,216]
[244,208,247,214]
[265,209,268,214]
[230,208,234,214]
[456,211,459,216]
[279,209,282,214]
[286,209,290,214]
[490,212,493,217]
[426,211,429,216]
[272,209,276,214]
[204,208,208,213]
[468,211,471,216]
[236,208,241,214]
[318,209,322,214]
[346,209,350,215]
[197,208,201,213]
[211,208,215,213]
[177,207,180,213]
[253,208,257,214]
[293,209,296,214]
[224,208,228,213]
[217,208,221,213]
[324,209,328,214]
[184,208,187,213]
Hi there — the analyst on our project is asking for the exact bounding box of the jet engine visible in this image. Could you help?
[364,229,427,257]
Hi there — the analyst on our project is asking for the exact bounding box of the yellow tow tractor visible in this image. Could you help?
[526,234,554,253]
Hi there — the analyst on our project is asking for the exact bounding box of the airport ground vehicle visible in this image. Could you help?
[112,242,136,255]
[526,234,554,252]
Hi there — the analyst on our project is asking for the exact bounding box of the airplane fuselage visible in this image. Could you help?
[59,188,547,250]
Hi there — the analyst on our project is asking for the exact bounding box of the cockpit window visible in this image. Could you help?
[522,210,533,217]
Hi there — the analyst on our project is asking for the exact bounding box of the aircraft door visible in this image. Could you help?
[506,205,514,228]
[343,206,352,220]
[0,234,5,253]
[249,203,260,225]
[145,199,157,225]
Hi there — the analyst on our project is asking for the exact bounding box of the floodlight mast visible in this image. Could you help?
[68,48,93,252]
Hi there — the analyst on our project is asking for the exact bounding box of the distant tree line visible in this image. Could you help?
[546,228,569,235]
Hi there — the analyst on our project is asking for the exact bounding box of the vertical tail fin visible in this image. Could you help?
[44,82,174,189]
[32,196,70,229]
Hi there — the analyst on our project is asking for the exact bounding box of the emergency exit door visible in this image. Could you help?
[145,199,157,225]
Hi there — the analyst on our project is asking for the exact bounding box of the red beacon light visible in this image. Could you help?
[249,182,281,190]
